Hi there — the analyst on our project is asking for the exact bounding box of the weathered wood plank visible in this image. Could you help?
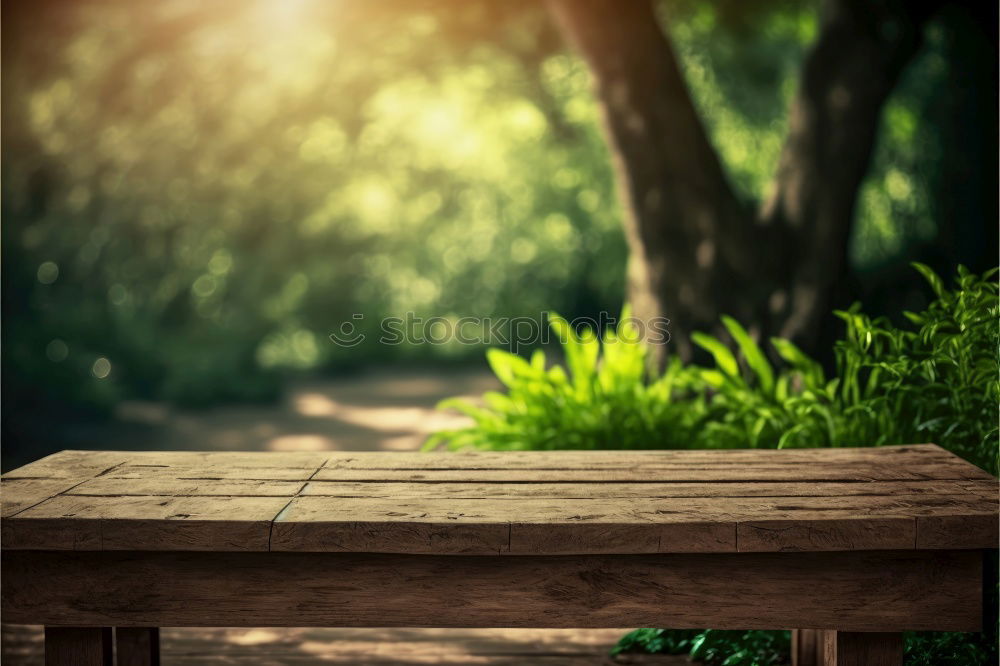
[725,494,993,551]
[309,463,988,483]
[2,451,329,480]
[916,513,1000,550]
[2,550,980,632]
[737,518,915,552]
[3,452,128,480]
[43,627,112,666]
[1,479,91,518]
[7,445,987,479]
[822,631,902,665]
[270,494,995,554]
[97,465,321,481]
[28,450,327,469]
[319,444,959,468]
[314,445,993,480]
[735,497,996,551]
[91,453,988,483]
[6,493,993,553]
[66,478,305,497]
[2,447,994,554]
[2,495,290,551]
[300,479,996,499]
[510,521,737,555]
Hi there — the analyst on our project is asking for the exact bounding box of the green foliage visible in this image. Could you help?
[612,628,700,656]
[433,265,999,665]
[613,629,788,666]
[832,263,999,473]
[903,629,996,666]
[425,309,704,451]
[433,265,998,475]
[617,626,1000,665]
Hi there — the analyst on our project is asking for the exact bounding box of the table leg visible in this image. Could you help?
[116,627,161,666]
[821,631,903,665]
[44,627,113,666]
[791,629,825,665]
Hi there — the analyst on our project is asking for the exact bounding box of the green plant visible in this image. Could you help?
[613,629,789,665]
[902,628,996,666]
[832,264,999,473]
[425,308,707,452]
[431,265,998,474]
[685,263,999,473]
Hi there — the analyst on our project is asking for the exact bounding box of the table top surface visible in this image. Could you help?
[2,444,996,555]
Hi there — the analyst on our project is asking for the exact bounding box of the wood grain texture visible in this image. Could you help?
[2,495,290,551]
[2,445,995,554]
[309,463,988,483]
[101,465,321,481]
[67,478,306,497]
[2,479,91,518]
[916,513,1000,550]
[2,550,981,631]
[316,445,965,468]
[822,631,902,666]
[5,451,128,479]
[737,517,915,552]
[271,494,996,554]
[43,627,112,666]
[299,479,996,499]
[269,496,742,554]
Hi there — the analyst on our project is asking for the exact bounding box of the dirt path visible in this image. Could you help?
[4,367,501,471]
[2,626,685,665]
[110,367,501,452]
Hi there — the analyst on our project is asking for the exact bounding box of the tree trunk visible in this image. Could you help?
[548,0,939,361]
[547,0,754,361]
[760,0,935,354]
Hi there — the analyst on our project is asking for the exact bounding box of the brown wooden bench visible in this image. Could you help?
[2,444,996,665]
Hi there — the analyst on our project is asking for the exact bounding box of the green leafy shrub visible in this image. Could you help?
[902,628,996,666]
[430,265,999,665]
[425,308,706,452]
[832,264,998,473]
[430,264,998,474]
[613,629,789,666]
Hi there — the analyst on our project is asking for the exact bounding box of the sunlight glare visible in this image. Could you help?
[253,0,314,32]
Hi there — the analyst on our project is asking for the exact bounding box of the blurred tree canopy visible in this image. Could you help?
[2,0,995,428]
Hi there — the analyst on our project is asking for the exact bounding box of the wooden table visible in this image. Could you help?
[2,444,996,666]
